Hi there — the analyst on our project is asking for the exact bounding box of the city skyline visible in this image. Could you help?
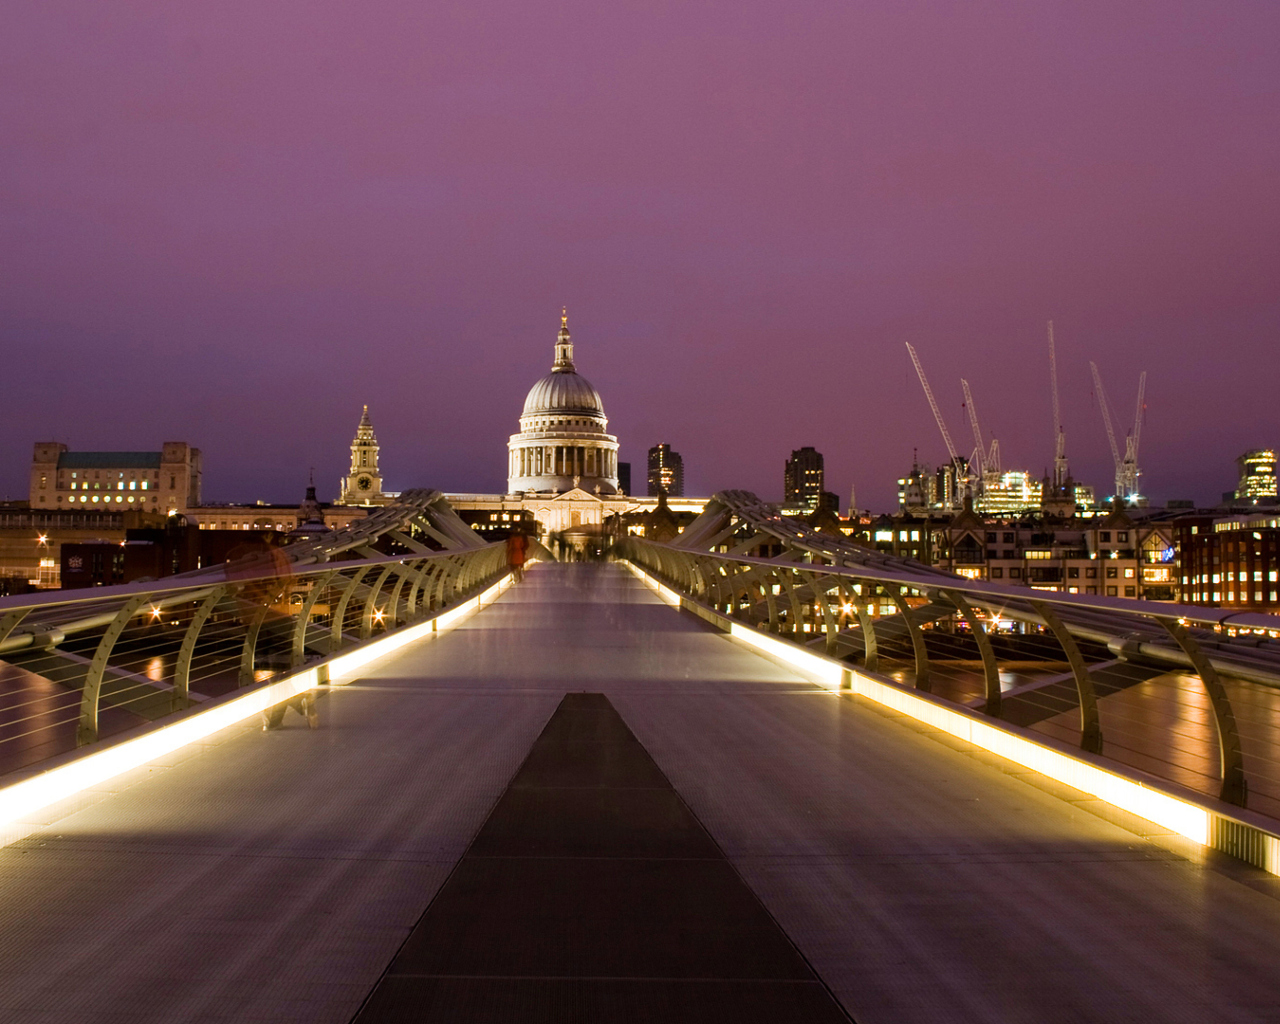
[3,3,1277,508]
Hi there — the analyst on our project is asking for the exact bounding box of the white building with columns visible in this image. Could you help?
[445,311,705,541]
[507,311,620,496]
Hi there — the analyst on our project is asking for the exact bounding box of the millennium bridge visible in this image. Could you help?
[1,490,1279,1022]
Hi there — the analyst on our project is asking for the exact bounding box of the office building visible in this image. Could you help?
[1235,450,1278,504]
[647,444,684,497]
[784,447,823,510]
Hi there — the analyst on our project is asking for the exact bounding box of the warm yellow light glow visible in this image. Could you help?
[623,558,1224,853]
[36,534,48,545]
[150,606,162,620]
[620,560,680,606]
[0,571,515,848]
[729,623,846,690]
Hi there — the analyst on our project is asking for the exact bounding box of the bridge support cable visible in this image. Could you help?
[77,594,150,746]
[330,567,373,654]
[239,579,290,688]
[1029,600,1103,754]
[615,510,1280,821]
[1157,617,1247,807]
[944,590,1002,717]
[407,562,435,617]
[0,492,513,776]
[291,572,337,670]
[360,567,397,640]
[177,586,228,708]
[853,598,879,673]
[781,574,808,638]
[890,587,932,693]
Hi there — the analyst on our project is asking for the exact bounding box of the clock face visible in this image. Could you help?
[357,476,373,490]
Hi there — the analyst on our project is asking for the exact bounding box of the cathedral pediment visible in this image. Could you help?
[551,487,603,503]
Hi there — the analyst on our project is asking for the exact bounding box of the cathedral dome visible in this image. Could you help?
[521,370,605,418]
[507,310,620,496]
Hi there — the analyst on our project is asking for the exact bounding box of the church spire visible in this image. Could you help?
[338,404,383,506]
[553,307,575,372]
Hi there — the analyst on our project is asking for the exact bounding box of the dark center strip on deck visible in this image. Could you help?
[351,692,853,1023]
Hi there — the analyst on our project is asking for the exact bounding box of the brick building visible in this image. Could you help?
[1177,514,1280,610]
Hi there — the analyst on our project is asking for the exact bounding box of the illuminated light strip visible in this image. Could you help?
[0,573,513,842]
[846,669,1210,845]
[621,560,681,606]
[728,623,846,690]
[622,559,1216,848]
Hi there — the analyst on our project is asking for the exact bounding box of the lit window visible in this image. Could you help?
[141,481,148,490]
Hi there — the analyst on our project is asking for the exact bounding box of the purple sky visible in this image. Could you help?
[3,1,1278,509]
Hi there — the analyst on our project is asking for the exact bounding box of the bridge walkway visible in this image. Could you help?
[0,563,1278,1022]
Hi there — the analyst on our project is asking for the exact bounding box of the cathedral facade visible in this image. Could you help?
[507,312,620,496]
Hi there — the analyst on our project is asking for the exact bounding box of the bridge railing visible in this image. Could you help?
[617,536,1280,815]
[0,542,507,776]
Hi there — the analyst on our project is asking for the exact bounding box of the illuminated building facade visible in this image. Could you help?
[1177,514,1280,610]
[507,312,620,497]
[1235,450,1277,504]
[647,444,684,497]
[784,447,824,511]
[927,508,1176,600]
[30,442,202,515]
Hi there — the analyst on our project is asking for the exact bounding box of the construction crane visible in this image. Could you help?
[1089,361,1124,500]
[1122,371,1147,501]
[905,343,970,507]
[1047,321,1068,490]
[1089,362,1147,505]
[961,378,1001,490]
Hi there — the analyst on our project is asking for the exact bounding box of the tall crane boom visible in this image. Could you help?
[961,378,1001,480]
[1090,361,1123,497]
[1091,361,1147,504]
[961,378,983,475]
[1122,371,1147,498]
[1047,321,1068,486]
[906,343,960,464]
[906,343,968,506]
[1129,371,1147,459]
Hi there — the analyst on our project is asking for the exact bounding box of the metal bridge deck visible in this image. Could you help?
[1,563,1279,1022]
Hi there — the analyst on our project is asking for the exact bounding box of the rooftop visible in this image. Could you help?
[57,452,162,470]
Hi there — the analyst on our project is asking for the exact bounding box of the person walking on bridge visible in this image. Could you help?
[506,528,528,583]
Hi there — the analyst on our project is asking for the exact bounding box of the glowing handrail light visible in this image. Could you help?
[622,559,1215,848]
[0,573,513,846]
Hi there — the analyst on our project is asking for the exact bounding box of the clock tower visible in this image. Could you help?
[338,405,385,506]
